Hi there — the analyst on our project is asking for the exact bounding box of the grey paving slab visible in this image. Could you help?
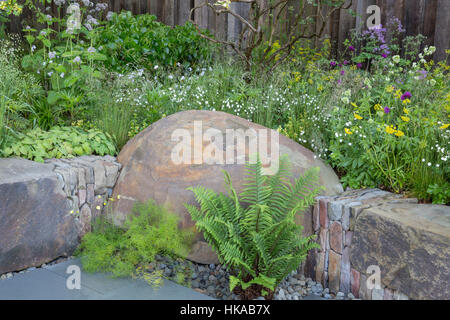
[0,259,213,300]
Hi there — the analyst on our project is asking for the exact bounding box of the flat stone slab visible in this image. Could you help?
[350,202,450,300]
[0,158,79,274]
[0,259,213,300]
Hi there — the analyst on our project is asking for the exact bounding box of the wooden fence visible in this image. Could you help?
[5,0,450,61]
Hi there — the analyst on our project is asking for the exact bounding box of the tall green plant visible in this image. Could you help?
[96,99,133,151]
[0,98,7,152]
[186,155,322,300]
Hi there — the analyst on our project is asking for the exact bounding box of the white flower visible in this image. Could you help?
[154,65,159,70]
[54,0,66,6]
[60,72,65,78]
[73,56,82,64]
[87,46,96,53]
[48,51,56,59]
[392,55,400,63]
[31,45,36,52]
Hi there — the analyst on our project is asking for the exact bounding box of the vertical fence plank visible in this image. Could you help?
[423,0,437,47]
[330,5,341,57]
[338,0,357,52]
[215,2,228,41]
[207,0,216,35]
[227,1,241,43]
[434,0,450,62]
[194,0,208,29]
[178,0,191,25]
[163,0,176,26]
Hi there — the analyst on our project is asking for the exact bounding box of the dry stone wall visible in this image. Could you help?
[0,156,121,275]
[45,155,122,238]
[303,189,450,300]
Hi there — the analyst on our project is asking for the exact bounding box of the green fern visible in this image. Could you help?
[186,154,323,299]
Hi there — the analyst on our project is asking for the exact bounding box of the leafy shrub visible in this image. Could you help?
[186,155,322,300]
[76,200,193,285]
[426,183,450,205]
[95,11,212,72]
[0,36,43,134]
[1,126,116,161]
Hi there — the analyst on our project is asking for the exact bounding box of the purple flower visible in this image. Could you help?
[337,79,342,84]
[357,63,363,69]
[418,70,428,80]
[343,60,349,65]
[384,106,390,114]
[381,53,388,58]
[330,61,337,67]
[400,91,412,101]
[338,63,343,67]
[348,45,355,52]
[340,70,345,76]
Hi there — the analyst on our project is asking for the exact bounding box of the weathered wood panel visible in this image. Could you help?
[4,0,449,61]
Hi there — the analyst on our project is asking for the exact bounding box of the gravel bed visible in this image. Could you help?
[1,255,357,300]
[152,255,358,300]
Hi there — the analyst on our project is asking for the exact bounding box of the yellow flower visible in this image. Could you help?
[345,128,353,135]
[403,107,409,114]
[402,99,411,105]
[440,124,450,129]
[386,126,395,134]
[354,113,363,120]
[394,89,402,99]
[401,116,410,122]
[386,86,394,93]
[351,102,358,108]
[374,104,382,111]
[317,85,324,92]
[395,130,405,137]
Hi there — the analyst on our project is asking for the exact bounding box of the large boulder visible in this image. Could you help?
[0,158,79,274]
[111,110,343,264]
[351,202,450,300]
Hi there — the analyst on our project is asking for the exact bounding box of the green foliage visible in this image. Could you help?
[2,126,116,161]
[426,183,450,205]
[0,99,7,151]
[0,36,43,134]
[94,11,212,72]
[75,200,193,285]
[186,155,322,299]
[94,97,133,151]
